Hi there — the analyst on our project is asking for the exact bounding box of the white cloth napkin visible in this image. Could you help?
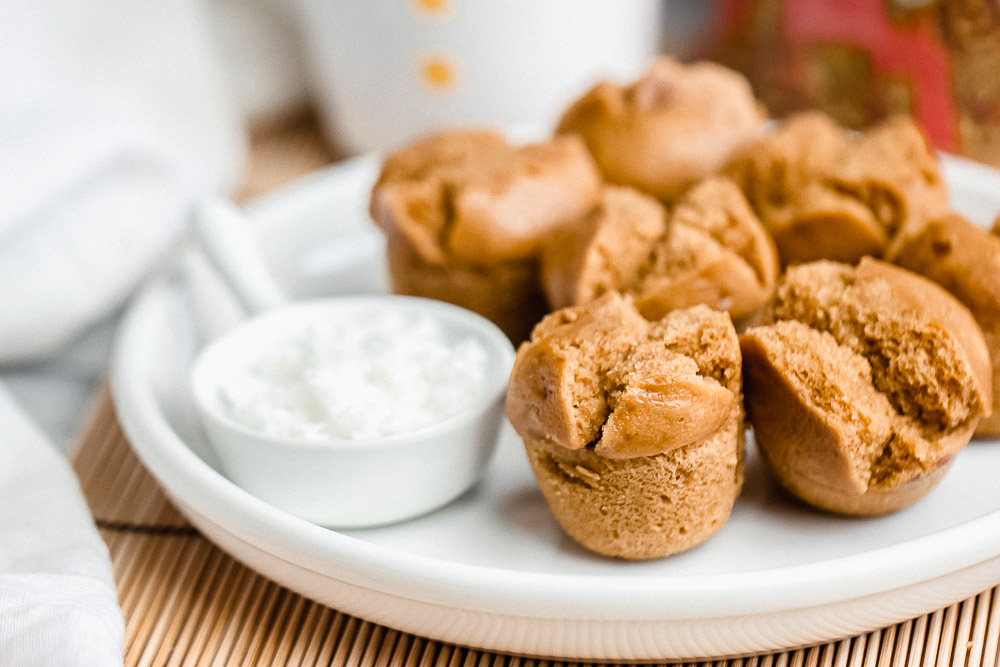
[0,386,124,666]
[0,0,245,363]
[0,0,261,663]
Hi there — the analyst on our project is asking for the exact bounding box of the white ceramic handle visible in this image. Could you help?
[190,198,289,316]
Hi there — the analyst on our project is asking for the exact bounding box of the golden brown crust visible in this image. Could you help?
[539,178,779,326]
[540,186,667,311]
[741,323,891,503]
[370,129,604,342]
[446,137,604,262]
[507,294,743,559]
[758,183,887,265]
[556,57,766,201]
[741,325,956,515]
[374,129,508,186]
[633,177,779,324]
[741,259,990,515]
[727,111,847,209]
[371,130,509,264]
[886,213,1000,435]
[726,113,948,266]
[828,116,948,236]
[507,294,648,451]
[371,131,603,265]
[855,259,992,409]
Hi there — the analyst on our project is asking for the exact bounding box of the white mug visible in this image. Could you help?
[293,0,664,154]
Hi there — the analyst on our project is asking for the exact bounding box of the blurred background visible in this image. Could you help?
[213,0,999,164]
[2,0,1000,449]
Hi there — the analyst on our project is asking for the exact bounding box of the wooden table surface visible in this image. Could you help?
[70,110,1000,667]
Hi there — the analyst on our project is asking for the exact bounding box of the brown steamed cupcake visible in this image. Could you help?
[541,177,779,328]
[506,292,744,559]
[726,112,949,266]
[741,258,992,516]
[556,57,766,202]
[886,212,1000,436]
[369,129,603,342]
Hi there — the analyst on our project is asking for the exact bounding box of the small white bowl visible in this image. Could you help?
[190,295,515,528]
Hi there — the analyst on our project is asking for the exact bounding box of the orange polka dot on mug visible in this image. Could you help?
[410,0,455,20]
[418,53,460,92]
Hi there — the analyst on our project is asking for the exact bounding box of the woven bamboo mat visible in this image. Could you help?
[70,389,1000,666]
[67,110,1000,666]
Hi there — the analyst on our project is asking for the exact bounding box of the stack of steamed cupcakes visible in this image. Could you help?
[368,57,999,560]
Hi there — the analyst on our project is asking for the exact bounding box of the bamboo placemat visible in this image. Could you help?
[69,110,1000,666]
[69,388,1000,667]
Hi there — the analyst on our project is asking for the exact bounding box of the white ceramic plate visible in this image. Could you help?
[112,153,1000,661]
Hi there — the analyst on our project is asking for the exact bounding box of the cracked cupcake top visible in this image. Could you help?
[726,112,949,266]
[506,292,740,460]
[369,129,603,265]
[886,211,1000,436]
[540,178,779,325]
[740,258,992,514]
[764,258,991,430]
